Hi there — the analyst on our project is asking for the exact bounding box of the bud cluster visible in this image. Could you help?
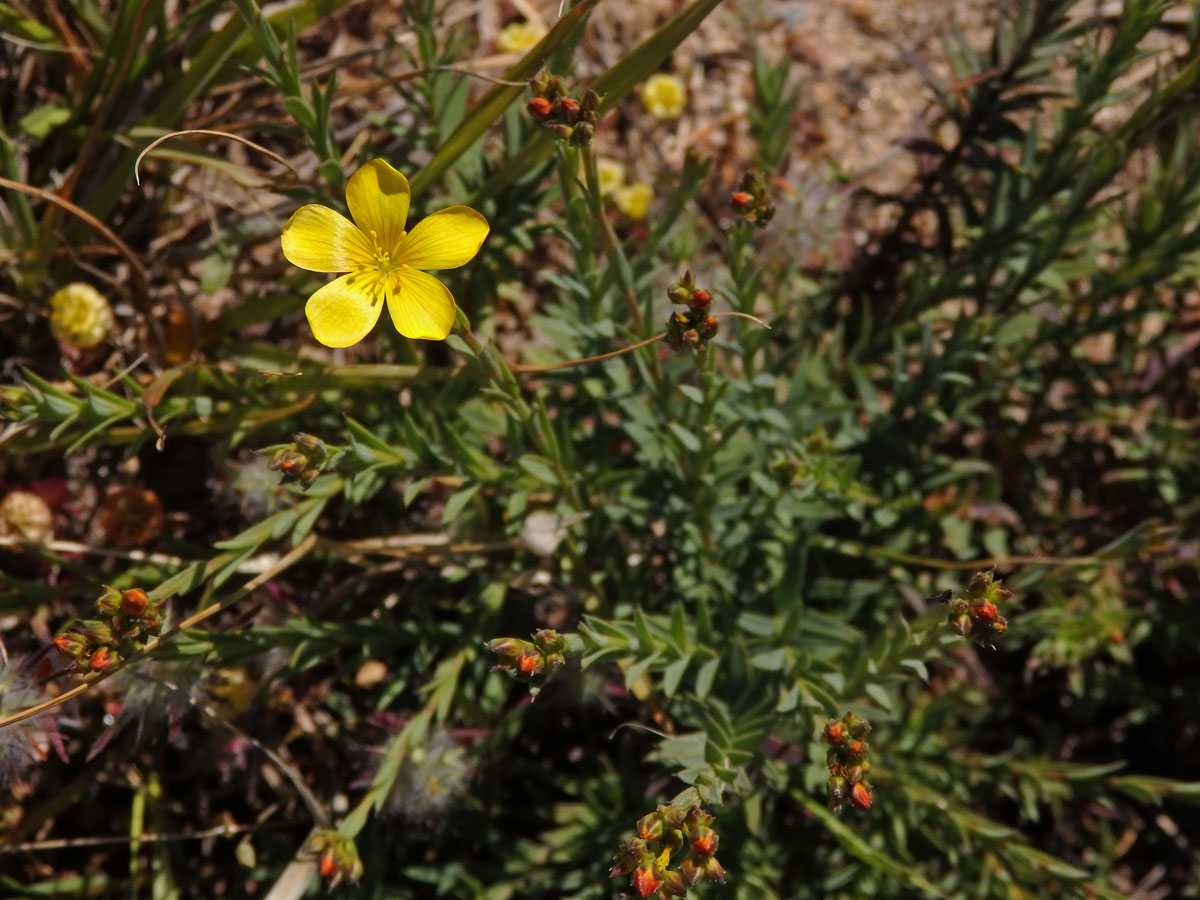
[610,804,725,898]
[486,628,568,681]
[664,272,718,352]
[526,72,602,147]
[52,587,164,673]
[824,711,873,815]
[307,829,363,888]
[266,433,327,487]
[729,171,775,228]
[941,569,1012,646]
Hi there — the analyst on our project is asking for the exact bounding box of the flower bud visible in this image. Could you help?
[486,637,526,659]
[53,632,87,658]
[581,88,601,114]
[848,739,865,758]
[294,433,323,453]
[631,864,662,898]
[731,191,753,209]
[97,585,123,615]
[548,123,573,141]
[680,855,702,886]
[989,617,1008,635]
[89,646,116,672]
[690,826,718,857]
[949,613,972,635]
[701,856,726,883]
[516,648,542,675]
[661,869,688,897]
[527,96,553,119]
[120,588,149,617]
[568,121,594,146]
[319,851,337,878]
[81,620,112,645]
[972,600,998,623]
[844,712,871,739]
[826,774,848,802]
[532,628,565,654]
[553,97,580,124]
[637,812,663,842]
[824,721,844,743]
[845,764,863,785]
[610,838,646,877]
[850,782,872,810]
[690,288,711,309]
[967,570,992,597]
[948,597,969,616]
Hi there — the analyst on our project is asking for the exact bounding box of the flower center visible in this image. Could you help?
[369,229,407,276]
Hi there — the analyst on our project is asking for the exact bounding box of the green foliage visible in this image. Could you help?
[2,1,1199,898]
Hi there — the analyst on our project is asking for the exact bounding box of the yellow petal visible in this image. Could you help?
[304,272,385,348]
[282,205,374,272]
[395,206,489,271]
[346,159,410,254]
[387,269,457,340]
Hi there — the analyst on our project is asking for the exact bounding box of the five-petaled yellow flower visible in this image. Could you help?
[281,159,489,347]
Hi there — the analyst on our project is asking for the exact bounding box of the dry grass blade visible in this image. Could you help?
[134,129,302,186]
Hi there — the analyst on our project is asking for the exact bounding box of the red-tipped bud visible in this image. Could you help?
[516,649,541,674]
[319,851,337,878]
[848,739,865,758]
[53,632,87,658]
[690,826,718,857]
[120,588,149,617]
[89,646,115,672]
[554,96,580,123]
[637,812,663,842]
[527,97,553,119]
[850,782,872,810]
[703,316,716,330]
[824,721,844,743]
[690,289,711,308]
[973,600,998,623]
[632,865,662,898]
[731,191,753,209]
[989,617,1008,635]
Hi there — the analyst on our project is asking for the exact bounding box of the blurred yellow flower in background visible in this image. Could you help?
[496,20,546,54]
[614,182,653,220]
[281,159,489,347]
[48,282,114,349]
[595,158,626,196]
[639,73,687,120]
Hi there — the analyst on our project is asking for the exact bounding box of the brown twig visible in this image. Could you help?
[134,129,302,186]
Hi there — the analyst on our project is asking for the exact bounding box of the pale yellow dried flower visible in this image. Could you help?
[639,73,687,120]
[496,21,545,54]
[0,491,54,542]
[615,182,654,220]
[48,282,114,349]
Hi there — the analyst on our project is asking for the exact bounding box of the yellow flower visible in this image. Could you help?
[281,159,489,347]
[639,73,687,120]
[496,20,545,54]
[48,282,114,349]
[614,181,653,220]
[594,158,626,196]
